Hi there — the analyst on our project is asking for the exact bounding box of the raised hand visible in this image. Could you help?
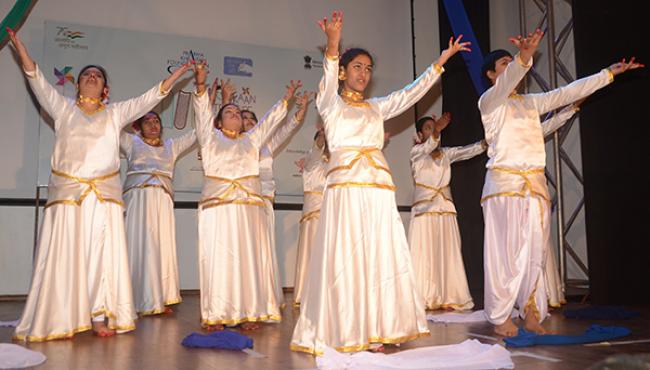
[607,57,645,76]
[192,60,209,94]
[436,35,472,67]
[295,91,314,121]
[318,11,343,57]
[161,62,192,94]
[283,80,303,102]
[5,26,35,72]
[509,29,544,64]
[208,78,220,106]
[434,112,452,133]
[221,78,236,104]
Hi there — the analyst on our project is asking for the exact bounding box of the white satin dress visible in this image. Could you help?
[193,91,288,326]
[14,65,169,341]
[293,142,328,306]
[291,54,445,355]
[479,53,613,325]
[409,136,485,311]
[121,130,196,315]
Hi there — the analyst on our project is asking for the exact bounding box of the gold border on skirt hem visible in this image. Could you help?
[201,314,282,326]
[414,211,457,218]
[426,301,474,310]
[290,331,430,356]
[327,182,396,192]
[13,325,93,342]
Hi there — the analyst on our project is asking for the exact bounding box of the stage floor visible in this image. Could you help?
[1,292,649,369]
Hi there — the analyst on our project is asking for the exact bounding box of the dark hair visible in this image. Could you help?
[415,116,435,134]
[313,130,322,141]
[134,111,162,133]
[340,48,374,70]
[215,103,240,128]
[481,49,513,88]
[240,109,258,123]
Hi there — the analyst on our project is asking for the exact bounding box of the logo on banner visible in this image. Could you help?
[224,56,253,77]
[54,26,88,50]
[232,87,256,110]
[303,55,323,69]
[167,50,208,74]
[54,66,75,86]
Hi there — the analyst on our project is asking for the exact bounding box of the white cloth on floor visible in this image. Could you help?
[0,344,46,369]
[316,339,513,370]
[0,320,18,328]
[427,310,519,324]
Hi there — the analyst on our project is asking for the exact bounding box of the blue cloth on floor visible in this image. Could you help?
[563,306,640,320]
[181,330,253,350]
[504,324,631,348]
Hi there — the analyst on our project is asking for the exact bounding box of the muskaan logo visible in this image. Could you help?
[167,50,208,74]
[55,26,88,50]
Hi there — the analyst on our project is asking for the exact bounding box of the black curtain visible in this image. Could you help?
[574,0,650,304]
[436,0,490,303]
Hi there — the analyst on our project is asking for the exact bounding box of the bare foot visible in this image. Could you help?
[164,307,174,314]
[494,318,518,337]
[524,313,546,334]
[240,322,260,331]
[369,343,384,352]
[92,321,116,337]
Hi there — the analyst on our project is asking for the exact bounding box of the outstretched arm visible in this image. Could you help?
[192,61,216,147]
[249,80,301,147]
[541,103,580,137]
[373,36,470,121]
[267,91,314,155]
[527,57,643,115]
[478,29,544,114]
[112,63,191,129]
[446,140,487,163]
[7,27,69,123]
[315,11,343,120]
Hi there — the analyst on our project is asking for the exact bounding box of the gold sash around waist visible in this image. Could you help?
[123,171,173,198]
[480,167,548,203]
[199,175,265,210]
[45,169,123,209]
[326,147,396,192]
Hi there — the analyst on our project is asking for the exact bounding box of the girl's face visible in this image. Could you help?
[140,113,162,139]
[342,54,373,94]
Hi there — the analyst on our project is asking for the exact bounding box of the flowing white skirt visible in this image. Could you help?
[544,241,566,307]
[293,215,320,307]
[198,203,282,326]
[483,196,549,325]
[291,187,429,355]
[124,187,181,315]
[263,199,284,308]
[408,214,474,311]
[14,193,136,341]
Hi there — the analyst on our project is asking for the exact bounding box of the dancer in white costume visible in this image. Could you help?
[121,111,196,315]
[293,129,329,307]
[192,63,301,331]
[6,27,191,341]
[240,92,314,316]
[408,113,485,311]
[290,11,471,354]
[479,29,643,336]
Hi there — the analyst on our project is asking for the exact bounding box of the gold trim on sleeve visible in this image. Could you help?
[433,63,444,75]
[603,68,614,83]
[515,53,532,68]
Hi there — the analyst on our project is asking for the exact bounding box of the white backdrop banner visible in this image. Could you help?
[38,20,326,197]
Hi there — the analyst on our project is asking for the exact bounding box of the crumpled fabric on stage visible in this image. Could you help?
[563,306,640,320]
[504,325,631,348]
[427,310,519,324]
[316,339,513,370]
[181,330,253,350]
[0,344,46,369]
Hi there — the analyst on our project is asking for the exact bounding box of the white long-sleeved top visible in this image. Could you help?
[317,55,444,191]
[478,54,613,201]
[120,130,196,198]
[192,91,287,209]
[410,135,486,215]
[259,114,302,199]
[25,65,169,208]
